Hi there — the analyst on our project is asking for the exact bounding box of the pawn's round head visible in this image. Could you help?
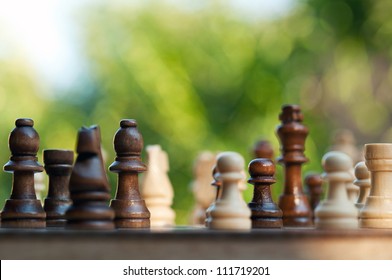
[248,158,275,178]
[322,151,353,173]
[9,118,40,156]
[354,161,370,180]
[305,173,322,187]
[216,152,245,179]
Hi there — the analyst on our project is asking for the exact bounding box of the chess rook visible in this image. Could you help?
[209,152,251,231]
[1,118,46,228]
[248,158,283,228]
[109,119,150,228]
[360,144,392,228]
[43,149,73,227]
[304,173,323,215]
[353,161,370,209]
[66,125,115,230]
[276,105,312,227]
[141,145,175,228]
[315,151,358,229]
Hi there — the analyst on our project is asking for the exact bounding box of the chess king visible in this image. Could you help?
[276,105,313,227]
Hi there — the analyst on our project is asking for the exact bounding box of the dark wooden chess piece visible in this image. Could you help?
[304,173,323,216]
[109,119,150,228]
[253,140,274,160]
[1,118,46,228]
[43,149,73,227]
[205,165,221,227]
[248,158,283,228]
[66,125,115,230]
[276,104,312,227]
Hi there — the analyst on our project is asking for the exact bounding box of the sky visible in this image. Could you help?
[0,0,295,94]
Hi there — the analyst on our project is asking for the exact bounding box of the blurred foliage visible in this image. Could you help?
[2,0,392,224]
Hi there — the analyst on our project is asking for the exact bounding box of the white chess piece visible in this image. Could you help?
[360,144,392,228]
[353,161,371,209]
[34,172,46,204]
[209,152,251,231]
[315,151,358,229]
[141,145,175,227]
[190,151,217,225]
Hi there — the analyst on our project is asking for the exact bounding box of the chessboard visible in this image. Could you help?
[1,104,392,260]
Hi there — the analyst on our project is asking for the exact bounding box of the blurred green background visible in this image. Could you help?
[1,0,392,224]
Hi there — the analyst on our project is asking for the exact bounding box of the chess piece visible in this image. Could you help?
[34,172,46,203]
[43,149,73,227]
[248,158,283,228]
[209,152,251,231]
[66,125,115,230]
[314,151,358,229]
[190,151,217,225]
[1,118,46,228]
[329,129,362,163]
[353,161,371,209]
[304,173,323,213]
[141,145,175,227]
[205,165,221,227]
[346,173,360,203]
[109,119,150,228]
[253,140,274,160]
[276,105,312,227]
[360,144,392,228]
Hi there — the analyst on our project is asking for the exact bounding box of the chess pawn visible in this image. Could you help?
[253,140,274,160]
[346,168,360,203]
[190,151,217,225]
[205,165,221,227]
[141,145,175,227]
[360,144,392,228]
[66,125,115,230]
[314,151,358,229]
[1,118,46,228]
[304,173,323,212]
[248,158,283,228]
[276,105,312,227]
[109,119,150,228]
[209,152,251,231]
[353,161,370,209]
[43,149,73,227]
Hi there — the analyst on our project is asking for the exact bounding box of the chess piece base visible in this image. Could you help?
[359,218,392,229]
[67,221,115,230]
[115,218,150,228]
[279,194,312,227]
[1,199,45,220]
[315,218,358,229]
[46,219,67,227]
[252,218,283,228]
[209,218,251,231]
[110,199,150,228]
[1,218,45,228]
